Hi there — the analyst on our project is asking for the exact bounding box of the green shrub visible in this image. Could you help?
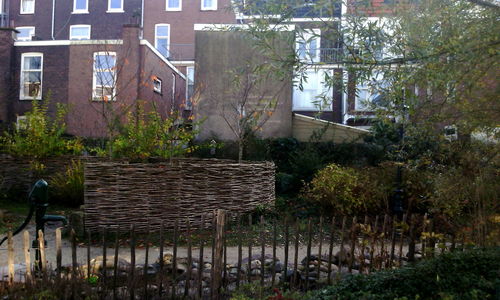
[308,248,500,300]
[0,100,83,158]
[49,159,84,207]
[98,102,198,161]
[303,163,376,215]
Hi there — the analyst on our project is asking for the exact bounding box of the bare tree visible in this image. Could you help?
[207,63,289,162]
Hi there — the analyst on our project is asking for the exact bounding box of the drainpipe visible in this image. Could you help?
[140,0,144,39]
[51,0,55,39]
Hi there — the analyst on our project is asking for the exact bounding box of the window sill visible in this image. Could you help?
[19,12,35,15]
[106,10,125,13]
[19,97,42,101]
[293,108,333,112]
[165,8,182,11]
[72,11,89,14]
[200,8,217,11]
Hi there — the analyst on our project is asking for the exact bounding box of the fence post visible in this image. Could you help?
[55,228,62,279]
[38,230,47,274]
[212,209,226,300]
[8,231,14,285]
[23,230,31,282]
[407,214,416,262]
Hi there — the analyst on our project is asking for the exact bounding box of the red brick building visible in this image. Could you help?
[0,0,186,137]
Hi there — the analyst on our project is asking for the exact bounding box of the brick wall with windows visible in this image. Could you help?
[9,0,141,40]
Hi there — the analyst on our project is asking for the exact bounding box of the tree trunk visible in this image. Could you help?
[238,140,243,163]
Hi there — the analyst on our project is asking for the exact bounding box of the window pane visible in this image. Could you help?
[24,56,41,70]
[94,55,115,69]
[156,26,169,37]
[16,28,34,40]
[110,0,122,9]
[28,71,41,82]
[71,27,89,39]
[168,0,179,8]
[22,0,34,12]
[203,0,212,8]
[156,38,169,57]
[96,71,114,86]
[75,0,87,10]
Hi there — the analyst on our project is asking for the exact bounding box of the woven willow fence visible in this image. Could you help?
[84,158,275,232]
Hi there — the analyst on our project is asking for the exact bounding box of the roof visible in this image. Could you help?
[292,113,369,143]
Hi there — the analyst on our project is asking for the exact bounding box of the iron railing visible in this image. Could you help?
[319,48,344,63]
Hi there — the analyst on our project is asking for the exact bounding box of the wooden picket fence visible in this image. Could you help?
[0,210,494,299]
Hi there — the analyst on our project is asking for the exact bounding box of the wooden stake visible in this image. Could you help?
[212,209,226,300]
[8,231,14,285]
[38,230,47,273]
[24,230,31,282]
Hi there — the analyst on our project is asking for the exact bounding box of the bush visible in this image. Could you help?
[49,159,84,207]
[308,248,500,300]
[303,163,379,215]
[97,102,198,161]
[0,100,83,158]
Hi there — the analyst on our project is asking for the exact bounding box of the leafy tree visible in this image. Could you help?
[235,0,500,138]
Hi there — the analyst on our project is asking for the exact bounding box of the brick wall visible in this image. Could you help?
[9,0,142,40]
[0,28,15,128]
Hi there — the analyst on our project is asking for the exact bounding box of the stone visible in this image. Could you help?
[87,255,130,275]
[334,248,352,265]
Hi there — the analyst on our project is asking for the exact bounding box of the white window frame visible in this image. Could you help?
[0,0,4,14]
[296,29,321,63]
[20,52,43,100]
[153,77,162,94]
[15,27,35,41]
[69,24,91,40]
[73,0,88,14]
[155,24,170,58]
[166,0,182,11]
[20,0,35,14]
[201,0,217,11]
[293,68,333,111]
[92,52,117,101]
[185,66,194,110]
[16,115,28,130]
[354,71,387,111]
[107,0,124,13]
[444,125,458,141]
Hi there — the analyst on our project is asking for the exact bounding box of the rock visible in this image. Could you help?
[156,252,174,265]
[87,256,131,275]
[334,248,352,265]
